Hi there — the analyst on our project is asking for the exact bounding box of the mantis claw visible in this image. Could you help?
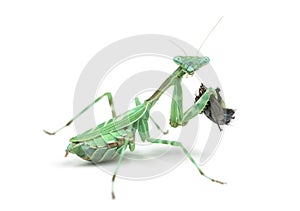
[163,130,169,135]
[43,129,56,135]
[212,179,227,185]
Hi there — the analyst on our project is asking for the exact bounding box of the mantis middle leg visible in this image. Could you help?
[44,92,117,135]
[134,97,168,135]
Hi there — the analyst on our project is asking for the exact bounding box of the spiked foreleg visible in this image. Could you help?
[181,88,216,126]
[169,77,183,127]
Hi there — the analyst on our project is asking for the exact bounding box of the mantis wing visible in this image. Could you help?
[73,103,148,142]
[204,94,225,125]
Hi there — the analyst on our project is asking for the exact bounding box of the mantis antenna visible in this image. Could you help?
[196,16,223,56]
[168,39,187,56]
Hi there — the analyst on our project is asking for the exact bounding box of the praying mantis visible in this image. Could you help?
[44,18,235,199]
[44,55,235,199]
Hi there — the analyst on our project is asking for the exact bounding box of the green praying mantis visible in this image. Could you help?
[44,18,235,199]
[44,56,235,199]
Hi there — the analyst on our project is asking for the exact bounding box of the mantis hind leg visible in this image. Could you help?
[148,138,225,184]
[44,92,117,135]
[136,116,225,184]
[111,140,129,199]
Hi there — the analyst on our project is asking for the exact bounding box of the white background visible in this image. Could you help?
[1,0,299,210]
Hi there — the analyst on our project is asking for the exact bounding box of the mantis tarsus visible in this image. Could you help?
[44,55,235,199]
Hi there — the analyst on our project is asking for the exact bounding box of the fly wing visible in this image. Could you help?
[205,95,224,124]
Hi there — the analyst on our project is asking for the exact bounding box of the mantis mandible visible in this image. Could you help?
[44,18,235,199]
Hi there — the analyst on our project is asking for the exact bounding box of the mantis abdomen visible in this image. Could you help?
[66,127,135,162]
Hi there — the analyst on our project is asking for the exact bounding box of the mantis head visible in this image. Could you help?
[173,56,210,75]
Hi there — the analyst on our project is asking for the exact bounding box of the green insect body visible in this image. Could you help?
[62,56,209,162]
[44,55,234,199]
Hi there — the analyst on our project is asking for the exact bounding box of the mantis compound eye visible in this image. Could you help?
[173,56,183,64]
